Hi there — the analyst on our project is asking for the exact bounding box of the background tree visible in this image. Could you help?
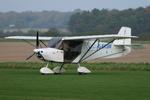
[69,7,150,37]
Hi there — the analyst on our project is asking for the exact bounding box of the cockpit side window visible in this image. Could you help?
[62,40,83,62]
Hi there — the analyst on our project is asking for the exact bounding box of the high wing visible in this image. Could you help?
[5,34,137,41]
[5,27,137,48]
[62,34,137,41]
[5,36,53,40]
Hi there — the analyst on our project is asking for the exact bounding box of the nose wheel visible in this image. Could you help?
[40,63,66,75]
[40,63,54,75]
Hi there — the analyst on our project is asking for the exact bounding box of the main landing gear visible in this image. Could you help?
[40,63,91,75]
[77,64,91,75]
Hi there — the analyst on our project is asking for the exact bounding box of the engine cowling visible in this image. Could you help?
[34,48,64,62]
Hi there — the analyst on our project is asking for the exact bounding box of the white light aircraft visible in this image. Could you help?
[5,27,137,74]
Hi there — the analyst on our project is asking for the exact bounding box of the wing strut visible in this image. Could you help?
[40,40,47,47]
[78,39,98,63]
[81,39,115,61]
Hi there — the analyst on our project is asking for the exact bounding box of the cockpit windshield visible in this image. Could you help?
[48,37,62,48]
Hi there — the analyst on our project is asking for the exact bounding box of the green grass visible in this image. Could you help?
[0,62,150,100]
[0,62,150,71]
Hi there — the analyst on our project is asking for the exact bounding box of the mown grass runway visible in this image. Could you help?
[0,62,150,100]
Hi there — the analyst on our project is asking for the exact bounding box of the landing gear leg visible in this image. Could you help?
[40,62,54,75]
[77,63,91,75]
[53,63,66,74]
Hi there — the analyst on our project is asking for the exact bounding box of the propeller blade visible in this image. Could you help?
[36,31,39,48]
[26,53,35,60]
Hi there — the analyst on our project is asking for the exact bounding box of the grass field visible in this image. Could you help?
[0,62,150,100]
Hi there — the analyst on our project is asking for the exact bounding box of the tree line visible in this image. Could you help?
[0,7,150,40]
[69,7,150,38]
[0,11,72,29]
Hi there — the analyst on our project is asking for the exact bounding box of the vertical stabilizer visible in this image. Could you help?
[113,27,131,45]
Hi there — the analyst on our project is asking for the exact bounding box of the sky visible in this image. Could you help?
[0,0,150,12]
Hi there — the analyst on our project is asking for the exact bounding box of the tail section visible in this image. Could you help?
[113,27,131,45]
[108,27,132,58]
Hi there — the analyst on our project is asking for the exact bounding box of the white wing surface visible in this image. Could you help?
[62,35,137,41]
[5,36,52,40]
[5,27,137,41]
[5,35,137,41]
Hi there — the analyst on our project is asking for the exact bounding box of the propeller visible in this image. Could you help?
[36,31,39,48]
[26,52,35,60]
[26,31,40,60]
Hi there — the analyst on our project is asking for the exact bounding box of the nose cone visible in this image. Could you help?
[33,48,45,60]
[33,49,39,53]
